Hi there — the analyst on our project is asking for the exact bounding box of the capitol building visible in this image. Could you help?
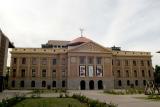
[9,35,154,90]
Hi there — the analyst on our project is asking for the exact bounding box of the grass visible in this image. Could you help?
[13,98,88,107]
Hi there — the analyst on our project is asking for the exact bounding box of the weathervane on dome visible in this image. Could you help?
[80,28,84,37]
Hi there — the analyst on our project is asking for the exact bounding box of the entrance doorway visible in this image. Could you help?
[98,80,103,89]
[80,80,86,90]
[89,80,94,90]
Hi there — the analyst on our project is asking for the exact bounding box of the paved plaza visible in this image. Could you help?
[1,90,160,107]
[69,90,160,107]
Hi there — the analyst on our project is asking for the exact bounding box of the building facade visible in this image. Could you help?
[0,29,14,92]
[9,36,154,90]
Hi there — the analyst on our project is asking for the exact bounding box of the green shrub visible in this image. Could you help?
[104,89,144,95]
[65,93,70,98]
[0,96,26,107]
[59,93,63,98]
[72,94,117,107]
[88,100,99,107]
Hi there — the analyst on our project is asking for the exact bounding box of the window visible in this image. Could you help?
[31,81,35,87]
[142,70,145,77]
[61,58,65,64]
[42,69,46,77]
[71,57,76,63]
[62,70,66,78]
[13,69,16,77]
[79,66,86,77]
[127,80,130,86]
[32,58,37,65]
[21,69,25,77]
[148,70,151,77]
[32,69,36,77]
[147,61,150,66]
[42,81,46,87]
[143,80,146,86]
[116,60,120,66]
[118,80,122,86]
[62,80,65,87]
[22,58,26,64]
[126,70,129,77]
[53,59,57,65]
[134,70,137,77]
[52,69,56,78]
[13,58,17,64]
[20,81,24,87]
[80,56,86,64]
[135,80,138,86]
[96,66,103,77]
[88,57,94,64]
[112,71,114,76]
[125,60,129,66]
[133,60,136,66]
[88,66,94,77]
[42,58,47,65]
[52,81,56,87]
[117,70,121,77]
[11,80,15,87]
[96,57,102,64]
[141,60,144,66]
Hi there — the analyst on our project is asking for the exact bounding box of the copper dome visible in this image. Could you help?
[68,36,91,46]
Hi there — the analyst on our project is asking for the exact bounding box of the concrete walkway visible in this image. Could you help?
[0,90,32,101]
[69,90,160,107]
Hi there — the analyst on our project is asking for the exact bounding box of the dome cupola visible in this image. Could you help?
[68,36,91,46]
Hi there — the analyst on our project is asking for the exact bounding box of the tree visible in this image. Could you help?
[154,65,160,85]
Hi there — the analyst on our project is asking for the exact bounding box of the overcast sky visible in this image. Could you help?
[0,0,160,66]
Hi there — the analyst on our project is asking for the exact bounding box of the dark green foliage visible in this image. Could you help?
[154,65,160,85]
[72,94,117,107]
[104,89,144,95]
[0,96,25,107]
[59,93,63,98]
[147,94,160,100]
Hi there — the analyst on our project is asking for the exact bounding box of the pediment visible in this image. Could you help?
[68,41,111,53]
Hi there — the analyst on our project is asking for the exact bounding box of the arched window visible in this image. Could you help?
[42,81,46,87]
[118,80,122,86]
[98,80,103,89]
[62,80,65,88]
[80,80,86,90]
[143,80,146,86]
[89,80,94,90]
[20,81,24,87]
[135,80,138,86]
[127,80,130,86]
[11,80,15,87]
[31,81,35,87]
[52,81,56,87]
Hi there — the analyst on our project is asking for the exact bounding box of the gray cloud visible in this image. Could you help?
[0,0,160,66]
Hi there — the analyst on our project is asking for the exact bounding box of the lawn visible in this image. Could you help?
[13,98,88,107]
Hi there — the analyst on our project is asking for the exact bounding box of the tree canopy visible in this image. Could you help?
[154,65,160,84]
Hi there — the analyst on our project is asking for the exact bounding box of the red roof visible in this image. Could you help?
[68,36,91,46]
